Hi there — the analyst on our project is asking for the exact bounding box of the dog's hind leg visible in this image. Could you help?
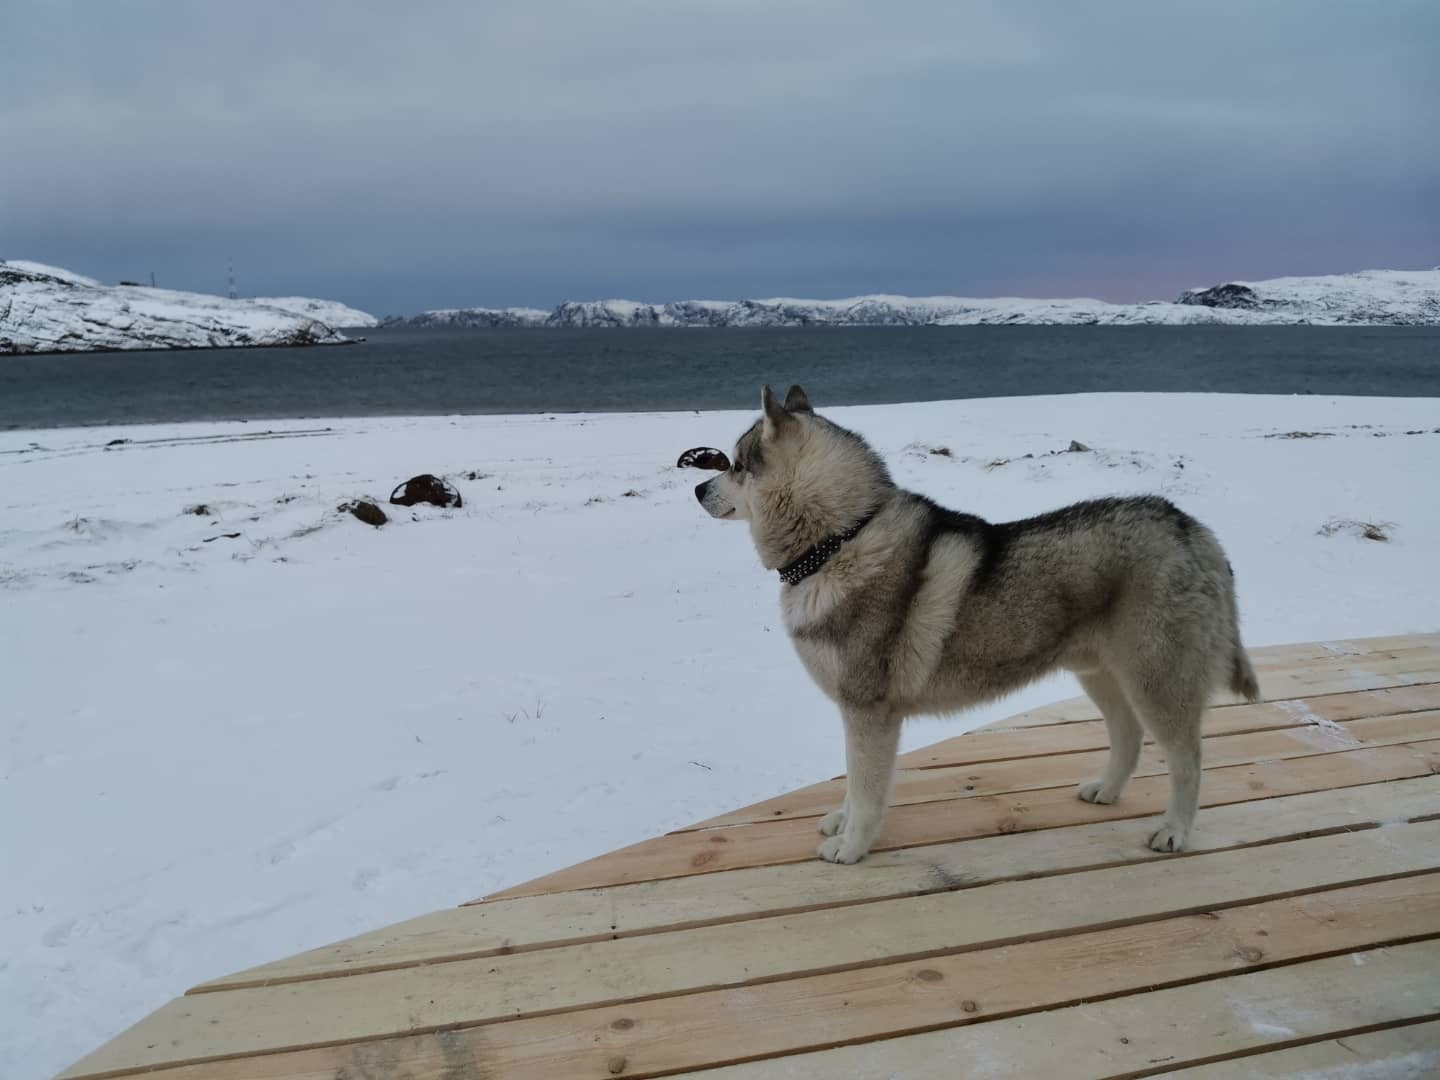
[817,708,900,864]
[1075,669,1143,806]
[1143,716,1203,851]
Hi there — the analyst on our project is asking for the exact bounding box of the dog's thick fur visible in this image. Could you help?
[695,386,1260,864]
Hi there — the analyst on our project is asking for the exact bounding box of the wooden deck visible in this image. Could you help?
[60,634,1440,1080]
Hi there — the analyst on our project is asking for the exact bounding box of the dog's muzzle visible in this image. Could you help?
[694,479,713,504]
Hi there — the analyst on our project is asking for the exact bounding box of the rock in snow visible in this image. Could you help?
[0,261,378,354]
[390,267,1440,329]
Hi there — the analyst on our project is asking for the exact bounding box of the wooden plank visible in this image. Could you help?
[60,822,1440,1078]
[1149,1019,1440,1079]
[94,874,1440,1080]
[1263,659,1440,698]
[892,683,1440,772]
[681,944,1440,1080]
[201,776,1440,991]
[487,740,1440,899]
[1246,633,1439,669]
[689,708,1440,830]
[988,658,1440,731]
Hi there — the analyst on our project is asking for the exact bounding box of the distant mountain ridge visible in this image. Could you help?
[385,268,1440,328]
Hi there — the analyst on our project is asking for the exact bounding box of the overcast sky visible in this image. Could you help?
[3,0,1436,315]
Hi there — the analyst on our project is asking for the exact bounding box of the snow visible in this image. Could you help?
[0,262,376,354]
[0,261,102,289]
[3,392,1439,1079]
[248,297,379,329]
[390,267,1440,328]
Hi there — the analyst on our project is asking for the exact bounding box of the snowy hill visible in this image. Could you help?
[382,305,550,329]
[1178,269,1440,325]
[249,296,378,329]
[0,262,377,354]
[388,267,1440,328]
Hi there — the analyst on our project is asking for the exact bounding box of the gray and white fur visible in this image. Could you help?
[695,385,1260,864]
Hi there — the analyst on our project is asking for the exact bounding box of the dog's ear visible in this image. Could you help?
[783,385,812,413]
[761,384,795,440]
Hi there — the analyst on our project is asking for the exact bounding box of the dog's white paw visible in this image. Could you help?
[818,809,847,836]
[817,834,868,864]
[1147,822,1190,852]
[1078,780,1119,805]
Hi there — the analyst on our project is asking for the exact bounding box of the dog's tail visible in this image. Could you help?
[1231,645,1261,703]
[1222,556,1261,703]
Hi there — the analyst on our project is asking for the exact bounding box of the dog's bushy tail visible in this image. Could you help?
[1231,646,1261,703]
[1222,556,1261,703]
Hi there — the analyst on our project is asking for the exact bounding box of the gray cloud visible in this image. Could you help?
[3,0,1436,314]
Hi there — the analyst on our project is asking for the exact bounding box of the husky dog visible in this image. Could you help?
[694,386,1259,865]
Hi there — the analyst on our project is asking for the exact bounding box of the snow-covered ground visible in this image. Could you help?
[2,393,1438,1079]
[0,262,376,354]
[390,267,1440,327]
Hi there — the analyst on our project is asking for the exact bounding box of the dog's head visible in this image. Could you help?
[695,385,893,566]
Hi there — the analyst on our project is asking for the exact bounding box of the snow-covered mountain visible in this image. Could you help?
[382,305,550,329]
[1178,269,1440,325]
[0,262,377,354]
[388,267,1440,328]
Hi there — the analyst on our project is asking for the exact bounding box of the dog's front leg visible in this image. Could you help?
[817,708,899,864]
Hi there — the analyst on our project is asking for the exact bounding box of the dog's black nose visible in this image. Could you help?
[694,479,711,503]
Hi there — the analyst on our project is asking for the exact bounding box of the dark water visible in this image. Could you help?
[3,325,1438,429]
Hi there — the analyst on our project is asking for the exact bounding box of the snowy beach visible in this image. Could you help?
[3,392,1438,1078]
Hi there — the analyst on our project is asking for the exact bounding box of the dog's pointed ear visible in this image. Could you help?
[761,384,795,440]
[783,384,812,413]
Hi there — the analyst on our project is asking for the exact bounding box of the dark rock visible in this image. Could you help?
[1179,283,1260,309]
[676,446,730,470]
[1067,440,1092,452]
[342,500,388,527]
[389,474,462,508]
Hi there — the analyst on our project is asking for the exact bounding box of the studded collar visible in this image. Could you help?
[776,510,878,586]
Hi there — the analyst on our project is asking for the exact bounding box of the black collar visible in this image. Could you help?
[776,511,878,586]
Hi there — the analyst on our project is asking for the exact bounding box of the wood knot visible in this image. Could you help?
[709,834,729,843]
[1235,945,1265,963]
[610,1018,634,1031]
[607,1053,628,1074]
[961,999,980,1013]
[690,849,719,867]
[1247,779,1265,791]
[997,819,1019,834]
[914,969,943,982]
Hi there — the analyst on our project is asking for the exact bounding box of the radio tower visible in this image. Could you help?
[227,258,237,300]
